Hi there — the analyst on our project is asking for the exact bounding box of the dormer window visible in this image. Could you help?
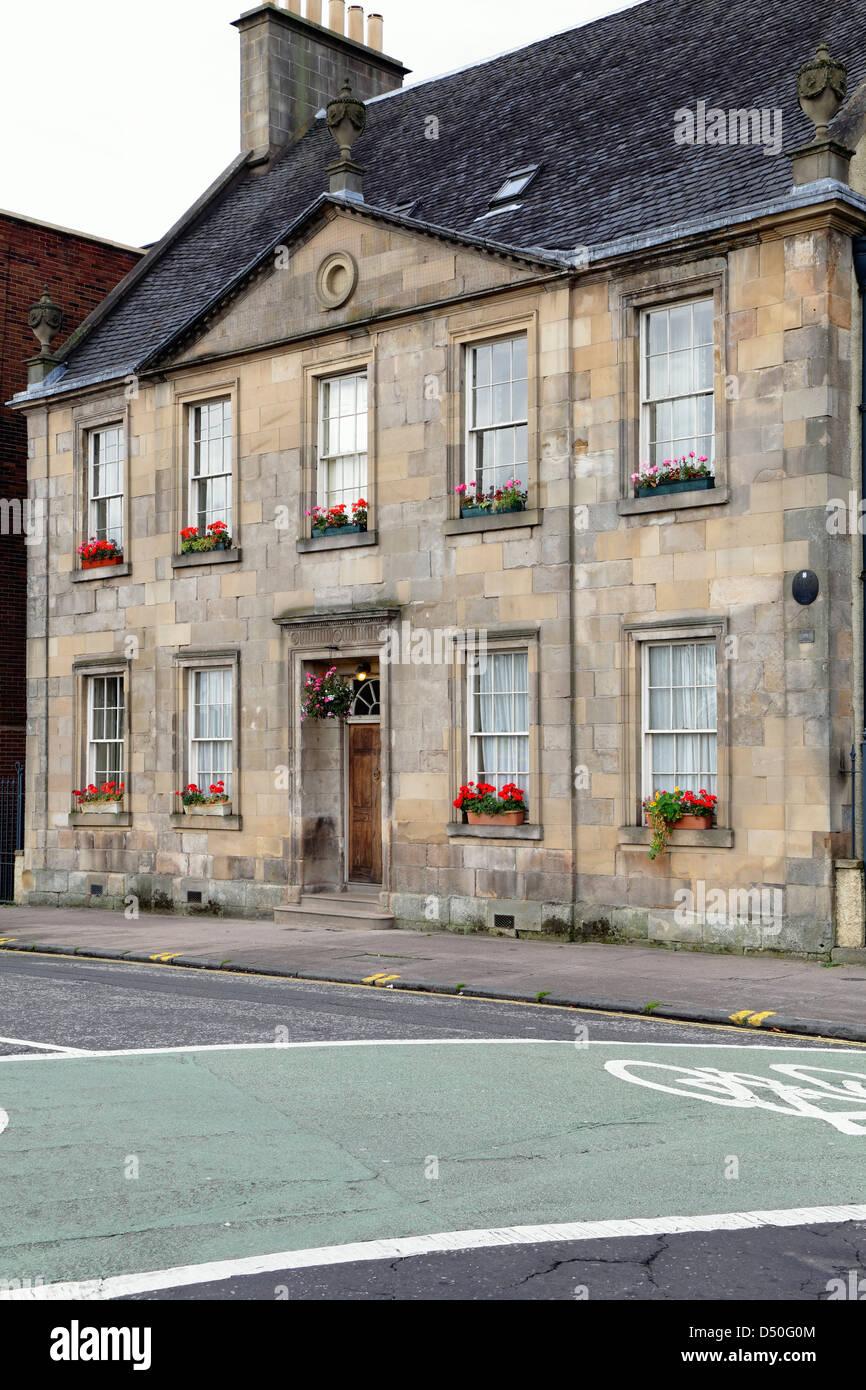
[490,165,540,206]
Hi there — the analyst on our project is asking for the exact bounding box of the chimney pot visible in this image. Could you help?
[367,13,383,51]
[329,0,345,34]
[307,0,322,22]
[347,5,364,42]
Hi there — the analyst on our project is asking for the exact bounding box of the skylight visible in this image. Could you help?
[490,165,540,206]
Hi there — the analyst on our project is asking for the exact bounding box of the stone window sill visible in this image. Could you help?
[296,530,378,553]
[443,509,542,536]
[617,488,730,517]
[69,811,131,828]
[71,563,131,583]
[170,812,242,831]
[447,822,544,841]
[172,548,242,569]
[618,826,734,848]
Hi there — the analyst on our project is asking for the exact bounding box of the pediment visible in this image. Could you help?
[163,207,542,368]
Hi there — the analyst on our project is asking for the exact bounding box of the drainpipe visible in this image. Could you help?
[853,237,866,859]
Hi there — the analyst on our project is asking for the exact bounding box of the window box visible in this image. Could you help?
[183,801,233,817]
[645,812,713,830]
[460,501,525,519]
[314,523,366,538]
[637,477,714,500]
[467,810,526,827]
[77,799,124,814]
[80,556,124,571]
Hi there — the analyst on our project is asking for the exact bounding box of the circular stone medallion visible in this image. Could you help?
[316,252,358,309]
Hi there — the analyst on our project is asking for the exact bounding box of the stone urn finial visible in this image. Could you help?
[28,285,63,358]
[798,42,848,142]
[326,80,367,162]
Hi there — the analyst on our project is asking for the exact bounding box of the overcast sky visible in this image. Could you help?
[1,0,642,247]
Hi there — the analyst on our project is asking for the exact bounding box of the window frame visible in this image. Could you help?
[86,672,125,789]
[448,313,537,520]
[464,332,530,496]
[621,619,729,831]
[638,296,715,471]
[72,657,131,808]
[466,646,531,793]
[172,379,239,559]
[73,399,131,574]
[174,648,241,815]
[316,369,369,512]
[187,397,233,535]
[614,269,728,507]
[188,665,234,798]
[640,638,718,802]
[448,628,541,829]
[86,424,125,553]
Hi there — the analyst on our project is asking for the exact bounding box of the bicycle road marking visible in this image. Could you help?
[605,1059,866,1135]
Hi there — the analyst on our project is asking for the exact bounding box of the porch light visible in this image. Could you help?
[355,661,371,682]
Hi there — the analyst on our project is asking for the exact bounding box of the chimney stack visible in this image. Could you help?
[234,2,407,163]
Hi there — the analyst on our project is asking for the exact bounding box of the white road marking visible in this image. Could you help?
[0,1035,93,1056]
[0,1037,861,1063]
[0,1108,7,1136]
[5,1202,866,1300]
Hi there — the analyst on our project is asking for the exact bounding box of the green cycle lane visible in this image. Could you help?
[1,1040,864,1286]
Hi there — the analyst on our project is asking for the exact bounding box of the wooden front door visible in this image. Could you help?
[348,723,382,883]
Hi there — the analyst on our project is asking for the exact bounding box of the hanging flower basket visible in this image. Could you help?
[301,666,354,721]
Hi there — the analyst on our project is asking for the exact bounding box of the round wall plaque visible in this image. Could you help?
[316,252,358,309]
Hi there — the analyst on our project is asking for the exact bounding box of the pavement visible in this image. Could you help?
[1,903,865,1042]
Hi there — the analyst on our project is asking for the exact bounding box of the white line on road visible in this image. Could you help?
[0,1035,94,1056]
[5,1203,866,1300]
[0,1037,861,1063]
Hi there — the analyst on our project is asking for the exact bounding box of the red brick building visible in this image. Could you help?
[0,210,141,779]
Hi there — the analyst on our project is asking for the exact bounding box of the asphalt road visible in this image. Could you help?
[1,952,865,1303]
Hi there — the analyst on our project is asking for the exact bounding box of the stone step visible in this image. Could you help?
[274,893,395,929]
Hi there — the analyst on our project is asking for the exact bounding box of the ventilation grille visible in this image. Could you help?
[187,890,202,904]
[89,884,103,897]
[494,913,515,930]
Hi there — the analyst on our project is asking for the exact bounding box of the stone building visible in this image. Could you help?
[11,0,866,956]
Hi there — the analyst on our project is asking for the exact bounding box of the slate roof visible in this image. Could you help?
[18,0,866,402]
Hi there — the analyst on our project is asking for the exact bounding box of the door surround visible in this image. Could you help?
[276,607,398,902]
